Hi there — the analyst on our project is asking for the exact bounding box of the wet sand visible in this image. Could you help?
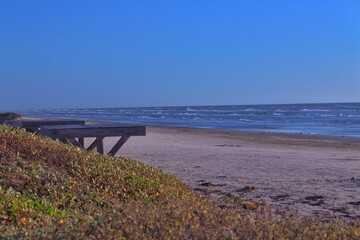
[93,126,360,220]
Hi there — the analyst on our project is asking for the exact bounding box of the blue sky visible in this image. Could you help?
[0,1,359,110]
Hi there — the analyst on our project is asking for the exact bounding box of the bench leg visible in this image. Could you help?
[87,139,97,151]
[78,137,84,147]
[67,138,84,148]
[96,137,104,154]
[108,136,130,156]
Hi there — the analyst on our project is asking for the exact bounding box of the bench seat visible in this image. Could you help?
[40,123,146,156]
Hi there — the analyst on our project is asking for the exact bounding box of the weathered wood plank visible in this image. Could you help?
[5,119,85,132]
[41,124,146,138]
[108,136,130,156]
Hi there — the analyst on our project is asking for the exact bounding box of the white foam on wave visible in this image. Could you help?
[300,109,330,112]
[239,118,253,122]
[320,114,335,117]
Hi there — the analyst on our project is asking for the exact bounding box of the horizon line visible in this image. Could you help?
[10,101,360,112]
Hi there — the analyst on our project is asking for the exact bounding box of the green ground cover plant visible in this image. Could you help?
[0,125,359,239]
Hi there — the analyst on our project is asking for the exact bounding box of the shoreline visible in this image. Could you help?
[16,109,360,138]
[85,117,360,144]
[147,124,360,145]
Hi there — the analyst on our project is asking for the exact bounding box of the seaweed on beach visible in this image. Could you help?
[0,125,359,239]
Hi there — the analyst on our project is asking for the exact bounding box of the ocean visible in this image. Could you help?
[17,102,360,137]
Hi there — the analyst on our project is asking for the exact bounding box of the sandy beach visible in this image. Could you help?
[87,126,360,220]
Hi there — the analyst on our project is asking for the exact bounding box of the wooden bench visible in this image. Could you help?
[5,119,86,132]
[40,124,146,156]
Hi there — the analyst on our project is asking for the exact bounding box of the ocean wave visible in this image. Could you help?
[186,107,215,113]
[141,116,155,119]
[242,108,266,112]
[239,118,253,122]
[177,112,198,116]
[274,109,287,112]
[300,109,330,112]
[150,111,163,115]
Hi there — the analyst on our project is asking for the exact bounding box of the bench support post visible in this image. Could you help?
[67,138,83,148]
[96,137,104,154]
[108,136,130,156]
[78,137,84,147]
[87,139,97,151]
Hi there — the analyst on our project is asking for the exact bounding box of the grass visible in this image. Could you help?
[0,125,359,239]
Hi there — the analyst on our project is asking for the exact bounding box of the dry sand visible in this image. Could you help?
[90,126,360,220]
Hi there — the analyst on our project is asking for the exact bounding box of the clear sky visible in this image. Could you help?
[0,1,359,110]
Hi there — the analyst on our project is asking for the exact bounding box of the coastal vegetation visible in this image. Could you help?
[0,112,21,123]
[0,125,359,239]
